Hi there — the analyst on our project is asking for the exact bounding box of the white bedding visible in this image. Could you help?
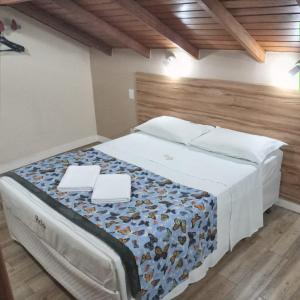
[0,132,283,300]
[95,133,264,248]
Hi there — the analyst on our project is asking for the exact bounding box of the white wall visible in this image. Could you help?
[91,48,300,138]
[0,8,98,170]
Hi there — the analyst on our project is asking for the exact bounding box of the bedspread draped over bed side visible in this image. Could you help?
[2,149,217,300]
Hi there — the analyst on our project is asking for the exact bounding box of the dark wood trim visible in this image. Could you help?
[115,0,199,59]
[39,0,150,57]
[200,0,266,62]
[0,248,14,300]
[0,0,29,4]
[14,3,112,55]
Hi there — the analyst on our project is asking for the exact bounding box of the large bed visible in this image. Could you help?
[0,131,283,300]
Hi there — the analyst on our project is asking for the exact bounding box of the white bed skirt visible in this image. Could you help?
[2,189,224,300]
[1,174,280,300]
[5,207,121,300]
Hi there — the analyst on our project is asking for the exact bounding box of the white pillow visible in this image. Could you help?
[134,116,213,145]
[190,127,287,164]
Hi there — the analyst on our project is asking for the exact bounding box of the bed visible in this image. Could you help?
[0,131,283,300]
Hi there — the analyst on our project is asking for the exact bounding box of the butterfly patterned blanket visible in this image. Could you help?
[4,148,217,300]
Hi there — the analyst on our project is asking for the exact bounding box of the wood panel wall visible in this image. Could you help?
[136,72,300,204]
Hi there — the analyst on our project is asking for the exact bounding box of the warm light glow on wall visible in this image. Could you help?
[163,50,193,78]
[270,57,299,90]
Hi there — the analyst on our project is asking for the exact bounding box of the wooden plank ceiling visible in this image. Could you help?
[1,0,300,61]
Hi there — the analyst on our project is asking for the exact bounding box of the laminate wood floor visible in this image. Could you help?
[1,200,300,300]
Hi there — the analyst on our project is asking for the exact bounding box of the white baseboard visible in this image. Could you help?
[97,135,111,143]
[276,198,300,214]
[0,135,110,174]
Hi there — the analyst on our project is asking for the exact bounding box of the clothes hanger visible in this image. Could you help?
[0,35,25,52]
[0,19,25,53]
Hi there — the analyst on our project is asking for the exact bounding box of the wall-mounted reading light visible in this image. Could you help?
[288,60,300,76]
[163,51,179,78]
[270,56,300,90]
[163,50,193,78]
[166,52,176,65]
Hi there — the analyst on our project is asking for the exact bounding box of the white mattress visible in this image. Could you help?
[261,150,282,211]
[262,149,282,185]
[0,132,283,300]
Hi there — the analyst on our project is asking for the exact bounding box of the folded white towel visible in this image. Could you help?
[57,165,101,192]
[91,174,131,204]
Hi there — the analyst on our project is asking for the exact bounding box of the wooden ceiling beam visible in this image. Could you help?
[200,0,265,62]
[14,3,112,55]
[115,0,199,59]
[39,0,150,58]
[0,0,30,4]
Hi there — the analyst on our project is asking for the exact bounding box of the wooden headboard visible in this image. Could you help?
[136,72,300,204]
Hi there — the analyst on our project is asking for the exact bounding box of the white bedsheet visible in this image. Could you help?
[262,149,282,184]
[0,132,282,300]
[94,132,264,248]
